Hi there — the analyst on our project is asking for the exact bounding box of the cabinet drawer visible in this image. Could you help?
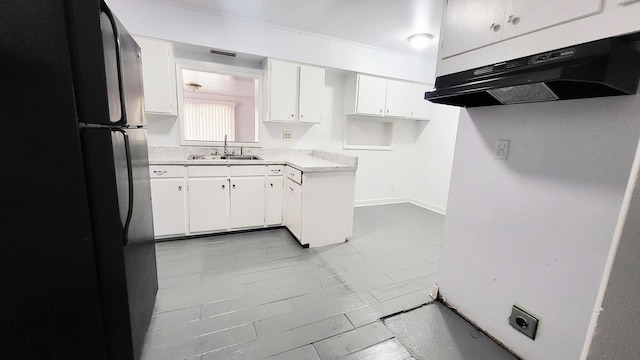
[266,165,284,176]
[286,166,303,184]
[230,165,266,177]
[187,166,229,178]
[150,165,185,178]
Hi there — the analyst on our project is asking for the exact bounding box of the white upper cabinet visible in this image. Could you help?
[407,83,431,120]
[440,0,506,59]
[134,36,178,118]
[264,59,325,123]
[268,60,299,122]
[298,65,325,123]
[344,74,430,120]
[501,0,602,41]
[440,0,603,58]
[351,74,388,116]
[382,79,409,118]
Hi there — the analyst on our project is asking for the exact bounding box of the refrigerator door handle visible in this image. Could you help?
[101,2,128,125]
[112,128,134,246]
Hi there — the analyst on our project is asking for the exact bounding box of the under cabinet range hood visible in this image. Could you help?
[425,37,640,107]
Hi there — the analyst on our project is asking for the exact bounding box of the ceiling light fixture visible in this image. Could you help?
[408,33,434,49]
[185,82,202,92]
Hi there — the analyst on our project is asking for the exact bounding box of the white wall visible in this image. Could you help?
[438,94,640,360]
[583,139,640,359]
[108,0,436,83]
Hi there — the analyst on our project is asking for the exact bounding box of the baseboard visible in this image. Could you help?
[354,197,410,207]
[354,197,446,215]
[408,198,446,215]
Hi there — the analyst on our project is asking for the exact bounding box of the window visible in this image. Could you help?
[177,64,261,146]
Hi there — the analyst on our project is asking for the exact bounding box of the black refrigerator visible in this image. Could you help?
[0,1,158,359]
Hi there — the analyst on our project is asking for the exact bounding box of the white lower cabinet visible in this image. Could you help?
[150,178,187,238]
[265,175,284,226]
[149,166,187,238]
[283,178,303,239]
[150,163,354,245]
[230,177,265,229]
[282,166,356,247]
[187,177,229,233]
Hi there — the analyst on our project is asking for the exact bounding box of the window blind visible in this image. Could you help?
[183,100,236,142]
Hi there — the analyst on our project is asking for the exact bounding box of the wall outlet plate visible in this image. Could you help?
[509,305,539,340]
[495,140,510,160]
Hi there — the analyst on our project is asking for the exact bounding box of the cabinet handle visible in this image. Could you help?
[222,184,226,190]
[178,185,182,191]
[289,187,294,191]
[507,15,520,25]
[270,183,274,188]
[153,170,167,175]
[232,184,236,189]
[271,169,281,174]
[379,109,383,113]
[300,114,304,118]
[386,109,389,114]
[489,23,501,32]
[290,114,295,117]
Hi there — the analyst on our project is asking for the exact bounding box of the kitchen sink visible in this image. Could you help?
[187,154,262,160]
[221,155,262,160]
[187,154,223,160]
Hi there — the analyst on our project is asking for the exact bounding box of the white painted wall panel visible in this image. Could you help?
[439,94,640,360]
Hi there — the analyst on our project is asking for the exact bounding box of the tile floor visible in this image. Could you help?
[141,203,513,360]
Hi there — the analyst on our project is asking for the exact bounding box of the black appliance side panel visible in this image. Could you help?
[82,128,157,360]
[0,1,108,359]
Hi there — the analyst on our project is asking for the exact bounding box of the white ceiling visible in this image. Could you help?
[152,0,444,58]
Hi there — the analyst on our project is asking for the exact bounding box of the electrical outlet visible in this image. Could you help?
[509,305,539,340]
[495,140,510,160]
[283,131,292,141]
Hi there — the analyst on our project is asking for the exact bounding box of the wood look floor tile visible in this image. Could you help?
[142,204,447,360]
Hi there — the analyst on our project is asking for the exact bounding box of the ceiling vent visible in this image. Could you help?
[210,49,237,57]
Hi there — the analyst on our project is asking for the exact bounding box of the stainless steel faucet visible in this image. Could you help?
[223,134,228,156]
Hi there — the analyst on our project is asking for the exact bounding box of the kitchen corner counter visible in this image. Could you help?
[147,147,358,173]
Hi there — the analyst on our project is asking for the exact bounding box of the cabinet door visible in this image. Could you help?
[355,75,388,116]
[150,178,186,237]
[407,83,431,120]
[268,60,299,122]
[298,65,325,123]
[135,36,177,115]
[283,178,302,240]
[385,80,410,118]
[265,176,284,225]
[501,0,602,40]
[188,177,229,233]
[440,0,507,58]
[230,177,265,229]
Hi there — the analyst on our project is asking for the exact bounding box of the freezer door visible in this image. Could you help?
[65,0,146,127]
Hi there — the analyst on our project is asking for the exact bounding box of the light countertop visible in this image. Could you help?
[148,147,358,173]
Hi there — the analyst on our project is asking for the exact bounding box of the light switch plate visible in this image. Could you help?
[509,305,539,340]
